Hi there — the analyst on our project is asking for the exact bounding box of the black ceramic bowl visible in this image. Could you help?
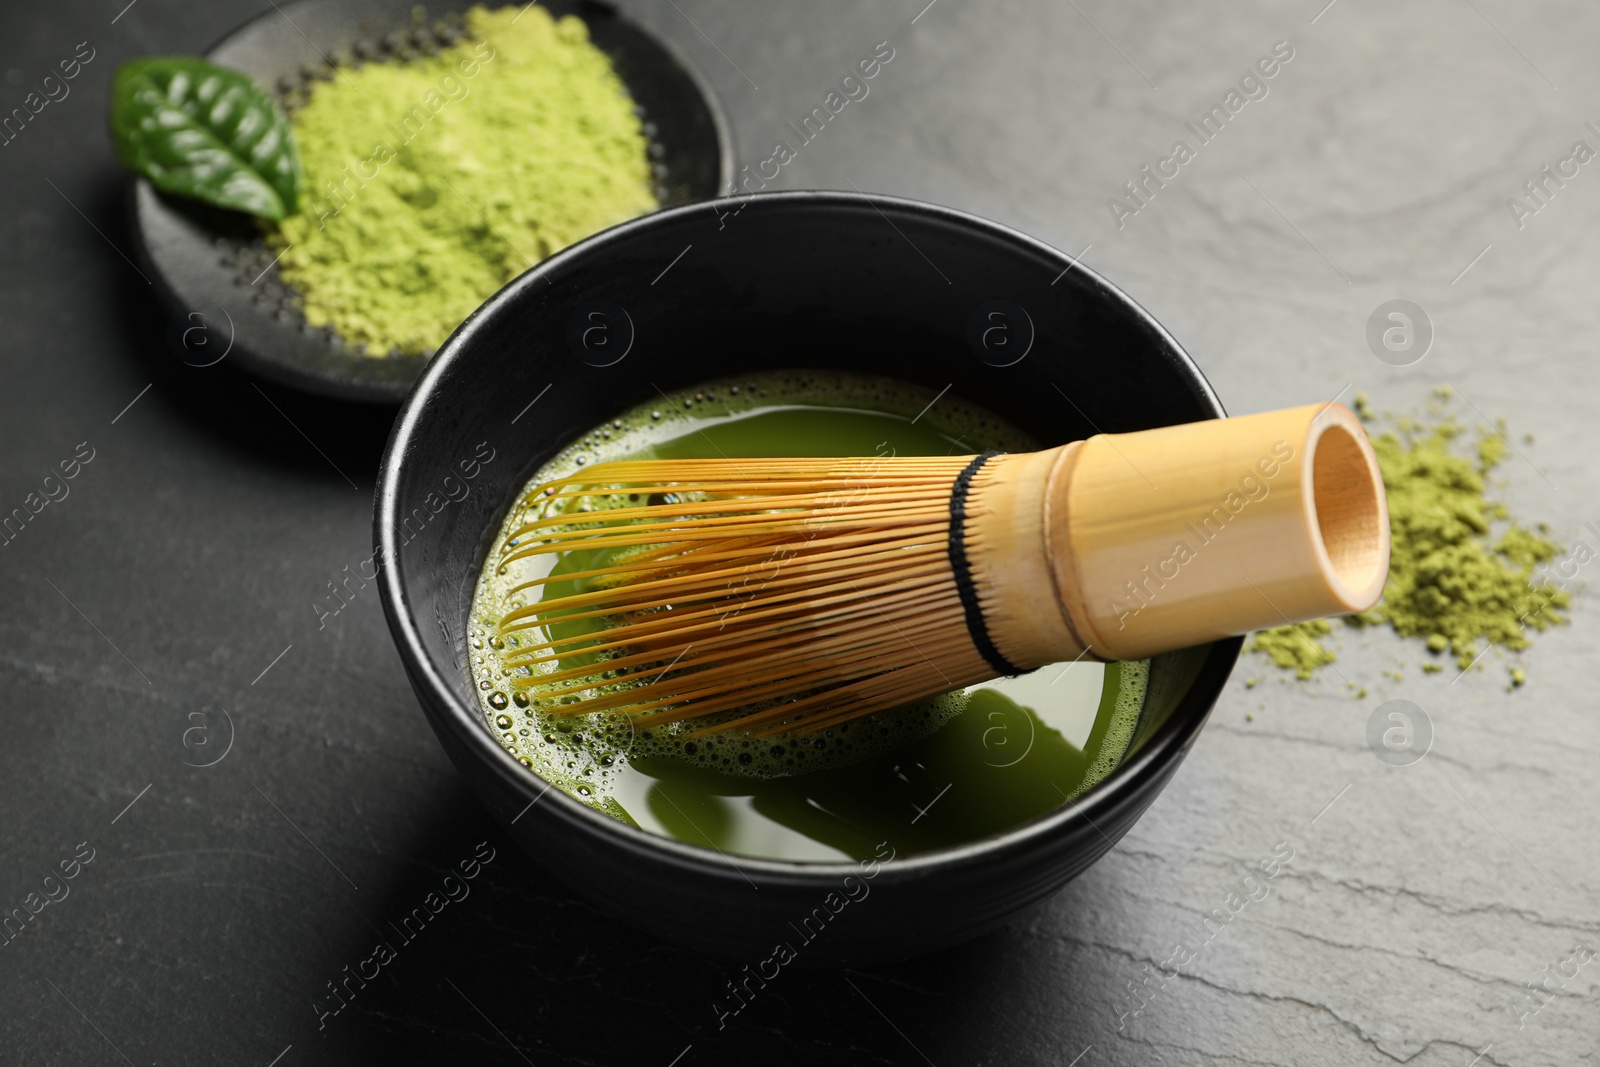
[376,190,1241,965]
[131,0,732,403]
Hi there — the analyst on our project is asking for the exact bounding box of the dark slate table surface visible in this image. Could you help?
[3,1,1596,1064]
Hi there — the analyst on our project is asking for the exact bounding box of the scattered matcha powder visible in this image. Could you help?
[1250,619,1337,679]
[273,5,658,356]
[1252,390,1573,680]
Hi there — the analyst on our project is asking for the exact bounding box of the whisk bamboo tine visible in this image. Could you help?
[501,545,952,633]
[504,532,951,601]
[503,572,958,673]
[492,403,1389,736]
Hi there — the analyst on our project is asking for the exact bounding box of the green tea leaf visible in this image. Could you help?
[110,57,302,221]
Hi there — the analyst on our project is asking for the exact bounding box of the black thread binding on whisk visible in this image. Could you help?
[948,451,1022,677]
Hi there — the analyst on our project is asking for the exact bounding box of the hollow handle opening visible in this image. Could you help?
[1045,402,1390,662]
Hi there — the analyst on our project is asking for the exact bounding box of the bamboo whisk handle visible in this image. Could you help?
[969,403,1389,665]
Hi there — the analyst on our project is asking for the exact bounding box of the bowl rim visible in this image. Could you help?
[376,188,1239,883]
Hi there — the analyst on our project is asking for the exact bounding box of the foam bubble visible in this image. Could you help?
[1070,658,1148,801]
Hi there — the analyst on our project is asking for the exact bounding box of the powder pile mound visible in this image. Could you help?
[273,5,658,357]
[1250,619,1336,680]
[1252,389,1573,684]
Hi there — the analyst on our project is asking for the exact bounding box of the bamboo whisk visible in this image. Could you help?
[494,403,1389,737]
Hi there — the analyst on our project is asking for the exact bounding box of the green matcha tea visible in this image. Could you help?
[468,372,1148,861]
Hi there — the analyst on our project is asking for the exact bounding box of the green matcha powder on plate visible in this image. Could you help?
[272,5,658,356]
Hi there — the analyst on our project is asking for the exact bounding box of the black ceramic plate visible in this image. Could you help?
[130,0,733,404]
